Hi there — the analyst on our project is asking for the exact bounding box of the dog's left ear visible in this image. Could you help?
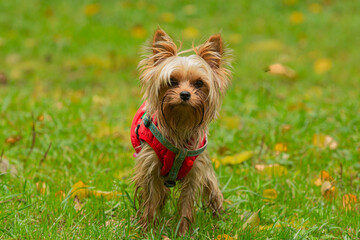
[197,34,223,69]
[152,28,177,65]
[197,34,231,93]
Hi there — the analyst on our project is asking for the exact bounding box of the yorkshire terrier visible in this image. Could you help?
[130,28,231,235]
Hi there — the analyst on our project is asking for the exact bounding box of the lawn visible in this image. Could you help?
[1,0,359,239]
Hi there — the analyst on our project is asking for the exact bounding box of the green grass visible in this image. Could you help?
[1,0,360,239]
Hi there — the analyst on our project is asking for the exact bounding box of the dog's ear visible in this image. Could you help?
[152,28,177,65]
[197,34,223,69]
[197,34,231,93]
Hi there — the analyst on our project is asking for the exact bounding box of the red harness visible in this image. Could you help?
[130,102,206,180]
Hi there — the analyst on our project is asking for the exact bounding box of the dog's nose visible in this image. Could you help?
[180,91,191,101]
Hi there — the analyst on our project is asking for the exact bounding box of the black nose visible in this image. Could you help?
[180,91,191,101]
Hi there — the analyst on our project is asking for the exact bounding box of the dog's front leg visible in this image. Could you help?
[133,144,169,230]
[177,156,205,235]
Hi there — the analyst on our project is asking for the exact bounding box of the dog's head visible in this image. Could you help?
[139,28,231,135]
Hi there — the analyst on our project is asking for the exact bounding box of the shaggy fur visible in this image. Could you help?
[132,28,231,235]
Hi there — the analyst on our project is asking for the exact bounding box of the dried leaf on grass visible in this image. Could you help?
[71,181,122,200]
[312,134,338,149]
[289,11,304,24]
[5,136,22,144]
[55,190,66,200]
[314,170,333,186]
[84,4,100,16]
[0,157,18,176]
[266,63,297,79]
[255,164,288,177]
[36,182,47,195]
[314,58,332,74]
[321,181,337,200]
[263,189,278,201]
[183,26,199,39]
[242,209,261,230]
[131,25,147,39]
[281,124,292,133]
[221,151,254,165]
[342,194,358,211]
[274,143,288,152]
[216,234,234,240]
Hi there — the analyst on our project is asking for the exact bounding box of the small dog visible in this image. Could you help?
[131,28,231,235]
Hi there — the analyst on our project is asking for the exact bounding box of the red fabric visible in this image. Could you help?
[130,102,205,180]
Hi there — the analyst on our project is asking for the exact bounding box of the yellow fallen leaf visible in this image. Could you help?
[308,3,322,13]
[216,234,234,240]
[71,181,122,200]
[242,209,261,230]
[37,114,44,121]
[84,4,100,16]
[263,189,278,201]
[55,190,66,200]
[289,11,304,24]
[312,134,338,149]
[92,190,122,200]
[255,164,288,177]
[314,58,332,74]
[314,170,333,186]
[131,25,147,39]
[288,102,310,112]
[274,143,288,152]
[213,158,220,169]
[71,181,91,199]
[266,63,296,79]
[183,27,199,39]
[221,151,254,165]
[5,136,22,144]
[160,12,175,23]
[281,124,292,133]
[259,223,282,231]
[36,182,47,195]
[321,181,337,200]
[342,194,358,211]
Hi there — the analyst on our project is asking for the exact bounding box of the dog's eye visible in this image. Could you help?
[169,77,178,87]
[194,79,203,88]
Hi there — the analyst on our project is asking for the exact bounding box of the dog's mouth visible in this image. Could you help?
[160,94,205,132]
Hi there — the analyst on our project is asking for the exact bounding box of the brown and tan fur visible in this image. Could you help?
[132,28,231,235]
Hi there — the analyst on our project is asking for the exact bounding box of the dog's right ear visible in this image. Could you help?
[152,28,177,65]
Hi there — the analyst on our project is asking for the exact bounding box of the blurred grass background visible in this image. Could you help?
[1,0,359,239]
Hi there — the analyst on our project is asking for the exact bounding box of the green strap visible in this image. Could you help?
[142,114,207,187]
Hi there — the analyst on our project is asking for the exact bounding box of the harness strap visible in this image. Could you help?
[142,114,207,187]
